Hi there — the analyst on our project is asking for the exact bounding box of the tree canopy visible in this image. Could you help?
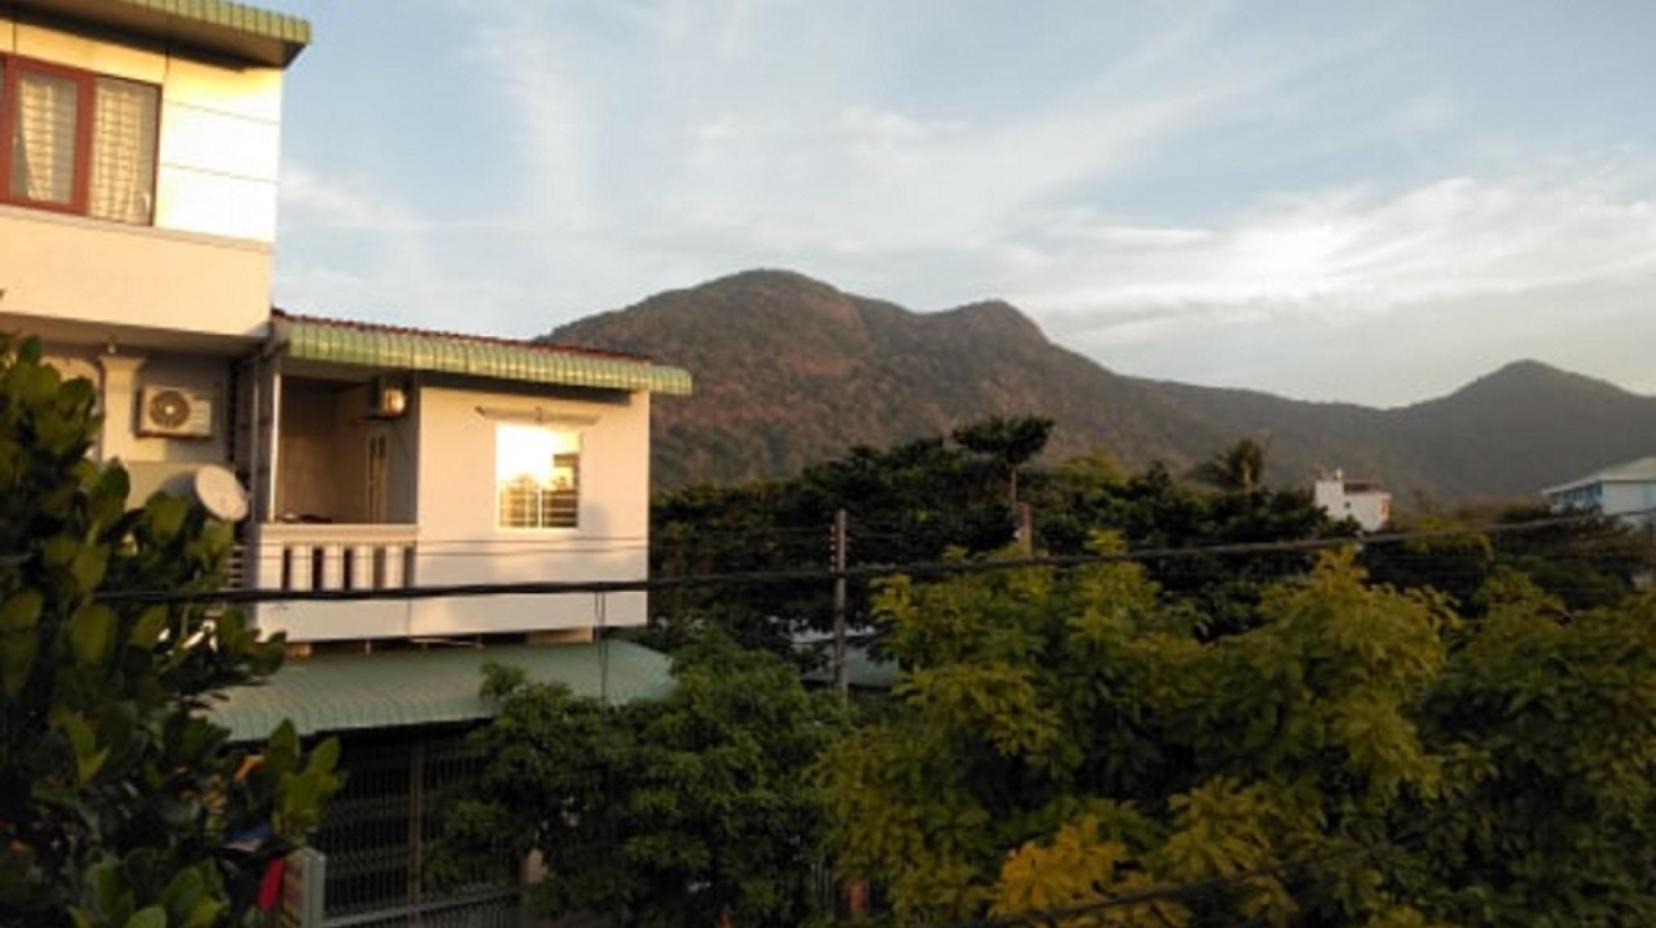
[650,422,1345,653]
[436,635,849,927]
[951,415,1056,507]
[817,548,1656,926]
[1189,437,1269,495]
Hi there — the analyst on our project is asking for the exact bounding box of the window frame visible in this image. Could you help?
[0,52,161,223]
[494,422,583,532]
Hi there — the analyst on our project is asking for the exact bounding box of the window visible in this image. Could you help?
[1,55,159,223]
[496,424,580,529]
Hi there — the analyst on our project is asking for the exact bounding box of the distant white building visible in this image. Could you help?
[1542,456,1656,527]
[1314,470,1393,531]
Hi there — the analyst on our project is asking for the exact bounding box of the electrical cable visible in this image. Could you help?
[92,506,1656,607]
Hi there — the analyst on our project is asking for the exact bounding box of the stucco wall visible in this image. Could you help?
[1603,482,1656,521]
[41,345,236,501]
[0,13,281,337]
[407,384,651,636]
[1314,479,1391,531]
[44,345,231,461]
[254,383,652,642]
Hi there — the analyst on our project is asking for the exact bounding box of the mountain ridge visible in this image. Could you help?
[550,270,1656,503]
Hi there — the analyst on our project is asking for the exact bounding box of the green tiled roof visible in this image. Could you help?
[15,0,312,66]
[206,641,675,742]
[275,313,693,396]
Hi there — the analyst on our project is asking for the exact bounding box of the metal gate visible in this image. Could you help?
[311,728,522,927]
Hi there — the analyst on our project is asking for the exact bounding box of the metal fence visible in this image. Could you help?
[311,728,522,927]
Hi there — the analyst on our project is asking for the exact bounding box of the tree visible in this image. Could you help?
[952,415,1056,509]
[0,337,341,927]
[651,431,1349,656]
[650,432,1014,655]
[436,634,849,927]
[1026,455,1351,636]
[818,544,1656,926]
[1360,503,1650,615]
[1190,437,1268,495]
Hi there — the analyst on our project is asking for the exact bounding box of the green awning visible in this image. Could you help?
[275,314,693,396]
[14,0,312,66]
[206,641,675,742]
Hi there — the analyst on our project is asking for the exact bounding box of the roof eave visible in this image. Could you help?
[270,314,694,397]
[13,0,312,67]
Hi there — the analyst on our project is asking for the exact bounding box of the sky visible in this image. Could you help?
[271,0,1656,407]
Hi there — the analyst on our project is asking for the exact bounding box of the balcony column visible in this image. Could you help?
[96,353,147,463]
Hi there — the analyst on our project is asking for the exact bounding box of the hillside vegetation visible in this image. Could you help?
[551,270,1656,503]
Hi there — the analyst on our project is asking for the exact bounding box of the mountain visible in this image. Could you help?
[549,270,1656,503]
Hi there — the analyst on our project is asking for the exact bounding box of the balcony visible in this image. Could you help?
[249,522,418,641]
[245,367,651,644]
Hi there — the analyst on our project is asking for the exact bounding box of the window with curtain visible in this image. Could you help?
[1,55,159,223]
[88,78,159,223]
[9,68,79,206]
[496,424,581,529]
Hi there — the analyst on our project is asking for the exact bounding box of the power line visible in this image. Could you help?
[95,507,1656,607]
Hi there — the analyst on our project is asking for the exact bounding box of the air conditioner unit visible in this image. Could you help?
[138,386,215,438]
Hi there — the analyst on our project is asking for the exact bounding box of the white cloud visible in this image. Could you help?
[1020,168,1656,339]
[271,0,1656,405]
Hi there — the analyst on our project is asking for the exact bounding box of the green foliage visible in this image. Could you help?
[1361,504,1650,614]
[652,426,1346,654]
[0,337,341,927]
[951,415,1056,506]
[1189,437,1269,494]
[818,548,1656,926]
[1027,457,1352,636]
[1411,578,1656,926]
[650,429,1016,653]
[436,634,850,927]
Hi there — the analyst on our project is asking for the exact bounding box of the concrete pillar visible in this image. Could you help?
[96,353,146,463]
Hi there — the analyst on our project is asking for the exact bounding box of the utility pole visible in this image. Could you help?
[833,508,848,698]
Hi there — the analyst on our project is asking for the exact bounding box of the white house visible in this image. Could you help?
[1542,456,1656,527]
[1,1,690,649]
[1313,469,1392,532]
[1,3,689,921]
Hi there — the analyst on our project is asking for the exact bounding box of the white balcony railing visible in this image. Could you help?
[250,523,418,593]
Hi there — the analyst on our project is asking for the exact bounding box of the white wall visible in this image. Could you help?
[0,14,282,337]
[1314,479,1391,532]
[41,345,237,501]
[253,383,654,642]
[408,385,651,636]
[1603,482,1656,523]
[1343,492,1391,532]
[4,15,285,241]
[44,346,231,461]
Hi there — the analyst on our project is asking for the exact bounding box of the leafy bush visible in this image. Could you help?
[436,635,848,927]
[0,337,340,927]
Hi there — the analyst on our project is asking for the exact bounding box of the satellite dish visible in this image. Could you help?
[194,465,250,523]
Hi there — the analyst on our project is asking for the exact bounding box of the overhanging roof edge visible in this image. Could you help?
[272,316,693,396]
[12,0,312,66]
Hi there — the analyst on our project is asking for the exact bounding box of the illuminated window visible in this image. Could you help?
[496,424,580,529]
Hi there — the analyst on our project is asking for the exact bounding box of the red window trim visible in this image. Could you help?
[0,52,161,224]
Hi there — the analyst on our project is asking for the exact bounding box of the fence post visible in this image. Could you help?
[833,509,848,698]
